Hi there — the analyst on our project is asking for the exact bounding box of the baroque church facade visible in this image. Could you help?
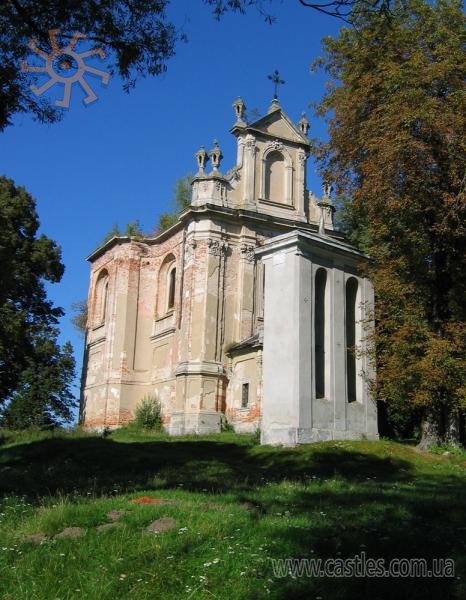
[80,97,378,445]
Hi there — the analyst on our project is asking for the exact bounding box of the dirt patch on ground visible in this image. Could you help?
[24,533,47,544]
[55,527,85,539]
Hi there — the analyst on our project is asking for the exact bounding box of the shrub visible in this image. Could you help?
[252,427,261,445]
[220,416,234,433]
[134,395,162,430]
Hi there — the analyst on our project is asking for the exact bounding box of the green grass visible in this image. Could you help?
[0,428,465,599]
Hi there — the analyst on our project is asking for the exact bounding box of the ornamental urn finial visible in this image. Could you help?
[298,112,310,136]
[209,139,223,172]
[232,97,246,125]
[195,145,209,174]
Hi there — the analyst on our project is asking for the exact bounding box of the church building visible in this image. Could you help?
[80,95,378,445]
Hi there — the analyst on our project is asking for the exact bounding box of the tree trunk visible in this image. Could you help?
[444,408,461,447]
[418,406,463,451]
[417,411,442,452]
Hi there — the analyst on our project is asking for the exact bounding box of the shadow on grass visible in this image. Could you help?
[1,435,464,599]
[0,435,411,497]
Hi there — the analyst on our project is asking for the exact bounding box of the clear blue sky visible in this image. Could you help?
[0,0,341,411]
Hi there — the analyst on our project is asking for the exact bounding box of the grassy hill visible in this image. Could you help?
[0,428,465,599]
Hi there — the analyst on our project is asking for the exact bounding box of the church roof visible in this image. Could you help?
[255,229,371,262]
[231,99,310,147]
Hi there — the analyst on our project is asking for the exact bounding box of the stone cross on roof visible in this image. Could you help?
[268,70,285,100]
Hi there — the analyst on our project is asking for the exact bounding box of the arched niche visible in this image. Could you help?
[156,253,177,316]
[345,276,362,403]
[315,268,330,399]
[94,269,109,326]
[260,144,293,205]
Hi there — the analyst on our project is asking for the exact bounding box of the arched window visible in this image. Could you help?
[156,254,177,316]
[94,269,109,325]
[264,151,284,203]
[167,266,176,310]
[315,268,328,399]
[346,277,358,403]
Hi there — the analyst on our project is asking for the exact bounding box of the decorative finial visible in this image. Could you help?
[322,181,333,202]
[298,112,310,136]
[267,69,285,100]
[232,97,246,125]
[318,182,335,235]
[195,146,209,174]
[209,140,223,172]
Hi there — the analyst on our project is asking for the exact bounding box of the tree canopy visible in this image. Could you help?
[314,0,466,447]
[0,176,76,427]
[1,0,395,131]
[157,173,192,232]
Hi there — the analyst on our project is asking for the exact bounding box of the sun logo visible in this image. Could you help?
[21,29,110,108]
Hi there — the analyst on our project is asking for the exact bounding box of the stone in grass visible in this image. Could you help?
[145,517,177,534]
[106,509,127,522]
[97,522,123,533]
[55,527,85,539]
[24,533,47,544]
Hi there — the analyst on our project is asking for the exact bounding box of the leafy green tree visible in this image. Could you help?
[101,223,122,244]
[0,1,394,131]
[124,220,144,239]
[157,173,192,232]
[100,220,144,246]
[1,339,76,429]
[0,176,76,427]
[314,0,466,448]
[71,299,88,336]
[0,0,179,130]
[0,177,65,400]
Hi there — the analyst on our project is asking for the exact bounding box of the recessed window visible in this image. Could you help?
[315,268,327,399]
[94,269,109,325]
[167,267,176,310]
[346,277,358,403]
[241,383,249,408]
[264,151,284,203]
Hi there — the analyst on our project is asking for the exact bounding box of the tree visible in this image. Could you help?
[0,0,394,131]
[0,177,63,398]
[157,173,192,232]
[71,299,88,336]
[314,0,466,448]
[206,0,392,21]
[0,176,76,426]
[100,220,144,246]
[1,339,76,429]
[0,0,178,130]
